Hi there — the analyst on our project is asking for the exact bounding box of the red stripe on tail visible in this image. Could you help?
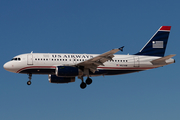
[159,26,171,31]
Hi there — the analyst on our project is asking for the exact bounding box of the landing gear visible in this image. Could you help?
[86,77,92,85]
[27,74,32,85]
[27,81,31,85]
[80,82,86,89]
[79,77,92,89]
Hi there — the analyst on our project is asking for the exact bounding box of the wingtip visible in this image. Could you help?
[119,46,124,51]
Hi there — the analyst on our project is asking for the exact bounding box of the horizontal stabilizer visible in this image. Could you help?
[151,54,176,65]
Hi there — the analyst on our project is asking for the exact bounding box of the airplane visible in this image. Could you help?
[3,26,176,89]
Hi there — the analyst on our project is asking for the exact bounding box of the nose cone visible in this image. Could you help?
[3,62,16,73]
[3,62,11,71]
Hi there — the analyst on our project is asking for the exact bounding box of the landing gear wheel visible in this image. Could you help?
[86,77,92,85]
[27,81,31,85]
[80,82,87,89]
[27,73,32,86]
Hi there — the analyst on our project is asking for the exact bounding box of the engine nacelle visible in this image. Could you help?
[48,75,75,83]
[55,66,79,77]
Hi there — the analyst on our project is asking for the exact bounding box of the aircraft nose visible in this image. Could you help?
[3,62,10,71]
[3,62,16,73]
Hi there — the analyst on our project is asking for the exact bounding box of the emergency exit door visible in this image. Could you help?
[134,57,139,67]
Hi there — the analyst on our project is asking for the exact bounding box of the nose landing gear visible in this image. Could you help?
[27,74,32,85]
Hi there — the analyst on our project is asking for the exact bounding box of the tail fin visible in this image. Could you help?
[135,26,171,57]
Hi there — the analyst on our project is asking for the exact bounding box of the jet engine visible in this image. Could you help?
[48,75,75,83]
[55,66,79,77]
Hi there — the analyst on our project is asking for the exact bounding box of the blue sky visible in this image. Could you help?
[0,0,179,120]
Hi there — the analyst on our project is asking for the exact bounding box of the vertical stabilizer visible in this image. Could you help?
[135,26,171,57]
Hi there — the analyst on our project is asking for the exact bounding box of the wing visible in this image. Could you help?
[76,47,123,73]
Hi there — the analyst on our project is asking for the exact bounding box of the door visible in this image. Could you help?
[134,57,139,67]
[27,54,33,65]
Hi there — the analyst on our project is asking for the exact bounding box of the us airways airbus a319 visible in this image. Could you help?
[3,26,176,89]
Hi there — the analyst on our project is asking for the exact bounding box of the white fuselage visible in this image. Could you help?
[3,53,175,76]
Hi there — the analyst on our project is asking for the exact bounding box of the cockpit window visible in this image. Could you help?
[11,58,21,61]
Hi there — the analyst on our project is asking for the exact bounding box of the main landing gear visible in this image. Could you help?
[27,74,32,85]
[80,77,92,89]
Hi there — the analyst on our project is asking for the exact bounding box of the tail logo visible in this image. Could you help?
[152,41,163,48]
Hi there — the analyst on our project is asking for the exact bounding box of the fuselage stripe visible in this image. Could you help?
[16,66,56,73]
[97,67,155,70]
[16,66,156,73]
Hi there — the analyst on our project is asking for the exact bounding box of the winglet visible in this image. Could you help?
[119,46,124,52]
